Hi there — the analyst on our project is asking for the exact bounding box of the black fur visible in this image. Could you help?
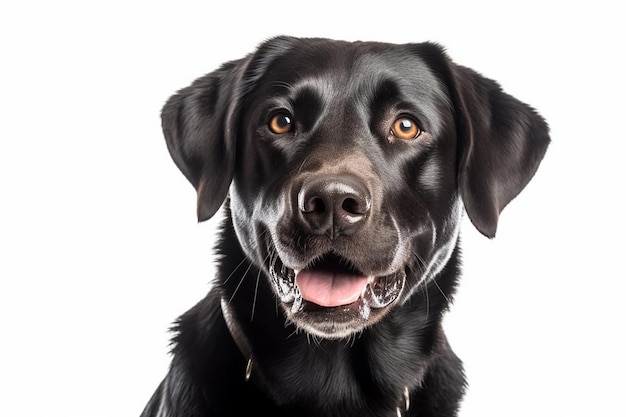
[142,36,549,417]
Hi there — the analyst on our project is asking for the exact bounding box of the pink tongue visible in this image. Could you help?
[295,270,369,307]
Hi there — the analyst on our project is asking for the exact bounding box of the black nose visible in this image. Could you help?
[297,175,371,239]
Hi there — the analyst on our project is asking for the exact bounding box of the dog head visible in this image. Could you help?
[162,36,549,339]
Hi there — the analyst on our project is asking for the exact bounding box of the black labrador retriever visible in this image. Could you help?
[141,36,549,417]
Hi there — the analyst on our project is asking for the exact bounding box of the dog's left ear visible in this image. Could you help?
[421,44,550,238]
[454,64,550,238]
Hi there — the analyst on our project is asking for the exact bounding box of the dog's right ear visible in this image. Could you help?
[161,36,297,222]
[161,58,249,222]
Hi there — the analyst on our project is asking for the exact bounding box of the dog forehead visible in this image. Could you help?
[251,39,442,98]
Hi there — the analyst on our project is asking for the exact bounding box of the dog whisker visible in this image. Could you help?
[296,155,310,175]
[223,256,252,285]
[310,333,324,349]
[345,333,359,348]
[228,259,255,304]
[420,278,430,319]
[250,254,268,322]
[432,278,450,304]
[251,237,272,312]
[411,252,430,317]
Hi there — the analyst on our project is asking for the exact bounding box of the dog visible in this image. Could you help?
[141,36,549,417]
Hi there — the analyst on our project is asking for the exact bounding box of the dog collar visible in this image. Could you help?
[220,298,409,414]
[221,298,254,381]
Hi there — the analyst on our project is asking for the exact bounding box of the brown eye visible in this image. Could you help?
[268,113,293,134]
[391,117,421,140]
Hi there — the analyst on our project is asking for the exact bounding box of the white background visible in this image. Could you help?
[1,1,624,416]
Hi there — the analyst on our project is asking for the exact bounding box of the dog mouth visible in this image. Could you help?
[268,251,406,334]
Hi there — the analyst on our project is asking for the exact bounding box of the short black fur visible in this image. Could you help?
[142,36,549,417]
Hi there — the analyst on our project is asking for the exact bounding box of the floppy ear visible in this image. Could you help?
[418,43,551,238]
[451,64,550,237]
[161,58,249,222]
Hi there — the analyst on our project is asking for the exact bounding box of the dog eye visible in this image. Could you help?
[268,113,293,134]
[390,117,421,140]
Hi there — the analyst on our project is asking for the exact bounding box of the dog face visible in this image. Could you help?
[162,36,549,339]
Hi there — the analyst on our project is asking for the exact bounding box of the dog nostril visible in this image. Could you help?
[342,197,368,215]
[302,196,326,214]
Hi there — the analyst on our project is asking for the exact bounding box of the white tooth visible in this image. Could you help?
[280,277,295,303]
[291,292,303,313]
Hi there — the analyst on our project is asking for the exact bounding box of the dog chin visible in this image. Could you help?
[268,259,407,339]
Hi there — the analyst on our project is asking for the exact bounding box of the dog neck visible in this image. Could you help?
[220,296,410,415]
